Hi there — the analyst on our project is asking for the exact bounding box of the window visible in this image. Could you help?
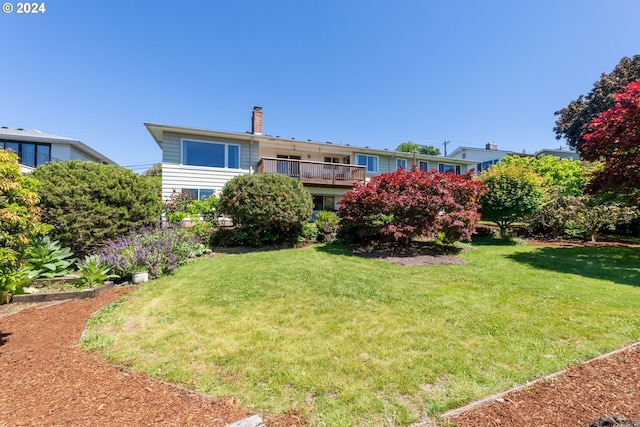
[419,161,429,172]
[356,154,378,172]
[476,159,499,173]
[182,188,215,201]
[182,139,240,168]
[438,163,461,174]
[312,195,335,211]
[324,157,340,164]
[396,159,408,170]
[0,140,51,167]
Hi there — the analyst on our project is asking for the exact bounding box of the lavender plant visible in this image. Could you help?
[99,227,203,279]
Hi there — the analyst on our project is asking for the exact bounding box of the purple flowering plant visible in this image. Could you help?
[99,226,203,279]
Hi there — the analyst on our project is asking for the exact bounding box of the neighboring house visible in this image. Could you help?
[534,148,580,160]
[145,107,477,212]
[447,142,580,173]
[0,127,115,173]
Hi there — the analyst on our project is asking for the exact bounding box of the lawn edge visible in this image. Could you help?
[413,339,640,426]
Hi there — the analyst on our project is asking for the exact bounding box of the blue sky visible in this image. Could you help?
[2,0,640,171]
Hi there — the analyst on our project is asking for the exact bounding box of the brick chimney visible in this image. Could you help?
[485,142,498,150]
[252,106,263,135]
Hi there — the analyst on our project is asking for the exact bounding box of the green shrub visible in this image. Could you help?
[0,268,38,302]
[31,161,162,256]
[163,191,219,224]
[314,211,340,243]
[218,174,313,246]
[300,222,318,243]
[0,150,48,300]
[185,222,217,246]
[77,255,118,286]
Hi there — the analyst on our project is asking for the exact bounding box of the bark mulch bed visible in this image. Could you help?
[439,342,640,427]
[0,287,305,427]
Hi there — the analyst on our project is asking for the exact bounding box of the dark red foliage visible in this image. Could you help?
[338,169,486,245]
[582,79,640,198]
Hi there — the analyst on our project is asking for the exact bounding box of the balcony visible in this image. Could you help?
[257,157,366,187]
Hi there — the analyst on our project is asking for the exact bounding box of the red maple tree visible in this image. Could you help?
[338,169,486,246]
[581,79,640,198]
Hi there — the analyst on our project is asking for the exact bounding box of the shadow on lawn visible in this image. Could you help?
[314,243,357,257]
[507,246,640,287]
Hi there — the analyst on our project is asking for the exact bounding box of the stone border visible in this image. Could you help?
[409,340,640,426]
[11,282,115,303]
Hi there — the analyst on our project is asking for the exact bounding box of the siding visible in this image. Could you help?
[161,163,249,200]
[69,147,90,161]
[162,133,182,164]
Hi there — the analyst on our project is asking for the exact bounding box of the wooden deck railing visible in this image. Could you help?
[257,158,366,187]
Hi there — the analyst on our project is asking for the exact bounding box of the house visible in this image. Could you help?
[144,107,478,211]
[534,148,580,160]
[0,127,115,173]
[447,142,580,173]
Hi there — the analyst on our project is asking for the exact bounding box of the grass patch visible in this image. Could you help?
[84,243,640,426]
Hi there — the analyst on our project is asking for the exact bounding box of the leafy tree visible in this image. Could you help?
[218,173,313,245]
[419,145,441,156]
[144,163,162,177]
[554,55,640,151]
[31,161,162,256]
[581,80,640,200]
[479,163,545,239]
[0,150,47,300]
[395,141,441,156]
[338,169,485,246]
[499,155,587,196]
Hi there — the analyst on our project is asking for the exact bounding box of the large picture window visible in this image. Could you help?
[356,154,378,173]
[182,139,240,169]
[0,140,51,167]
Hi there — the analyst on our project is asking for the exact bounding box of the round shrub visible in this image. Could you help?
[31,161,162,256]
[218,174,313,245]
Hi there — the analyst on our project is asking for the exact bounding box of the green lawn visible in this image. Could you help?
[83,243,640,426]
